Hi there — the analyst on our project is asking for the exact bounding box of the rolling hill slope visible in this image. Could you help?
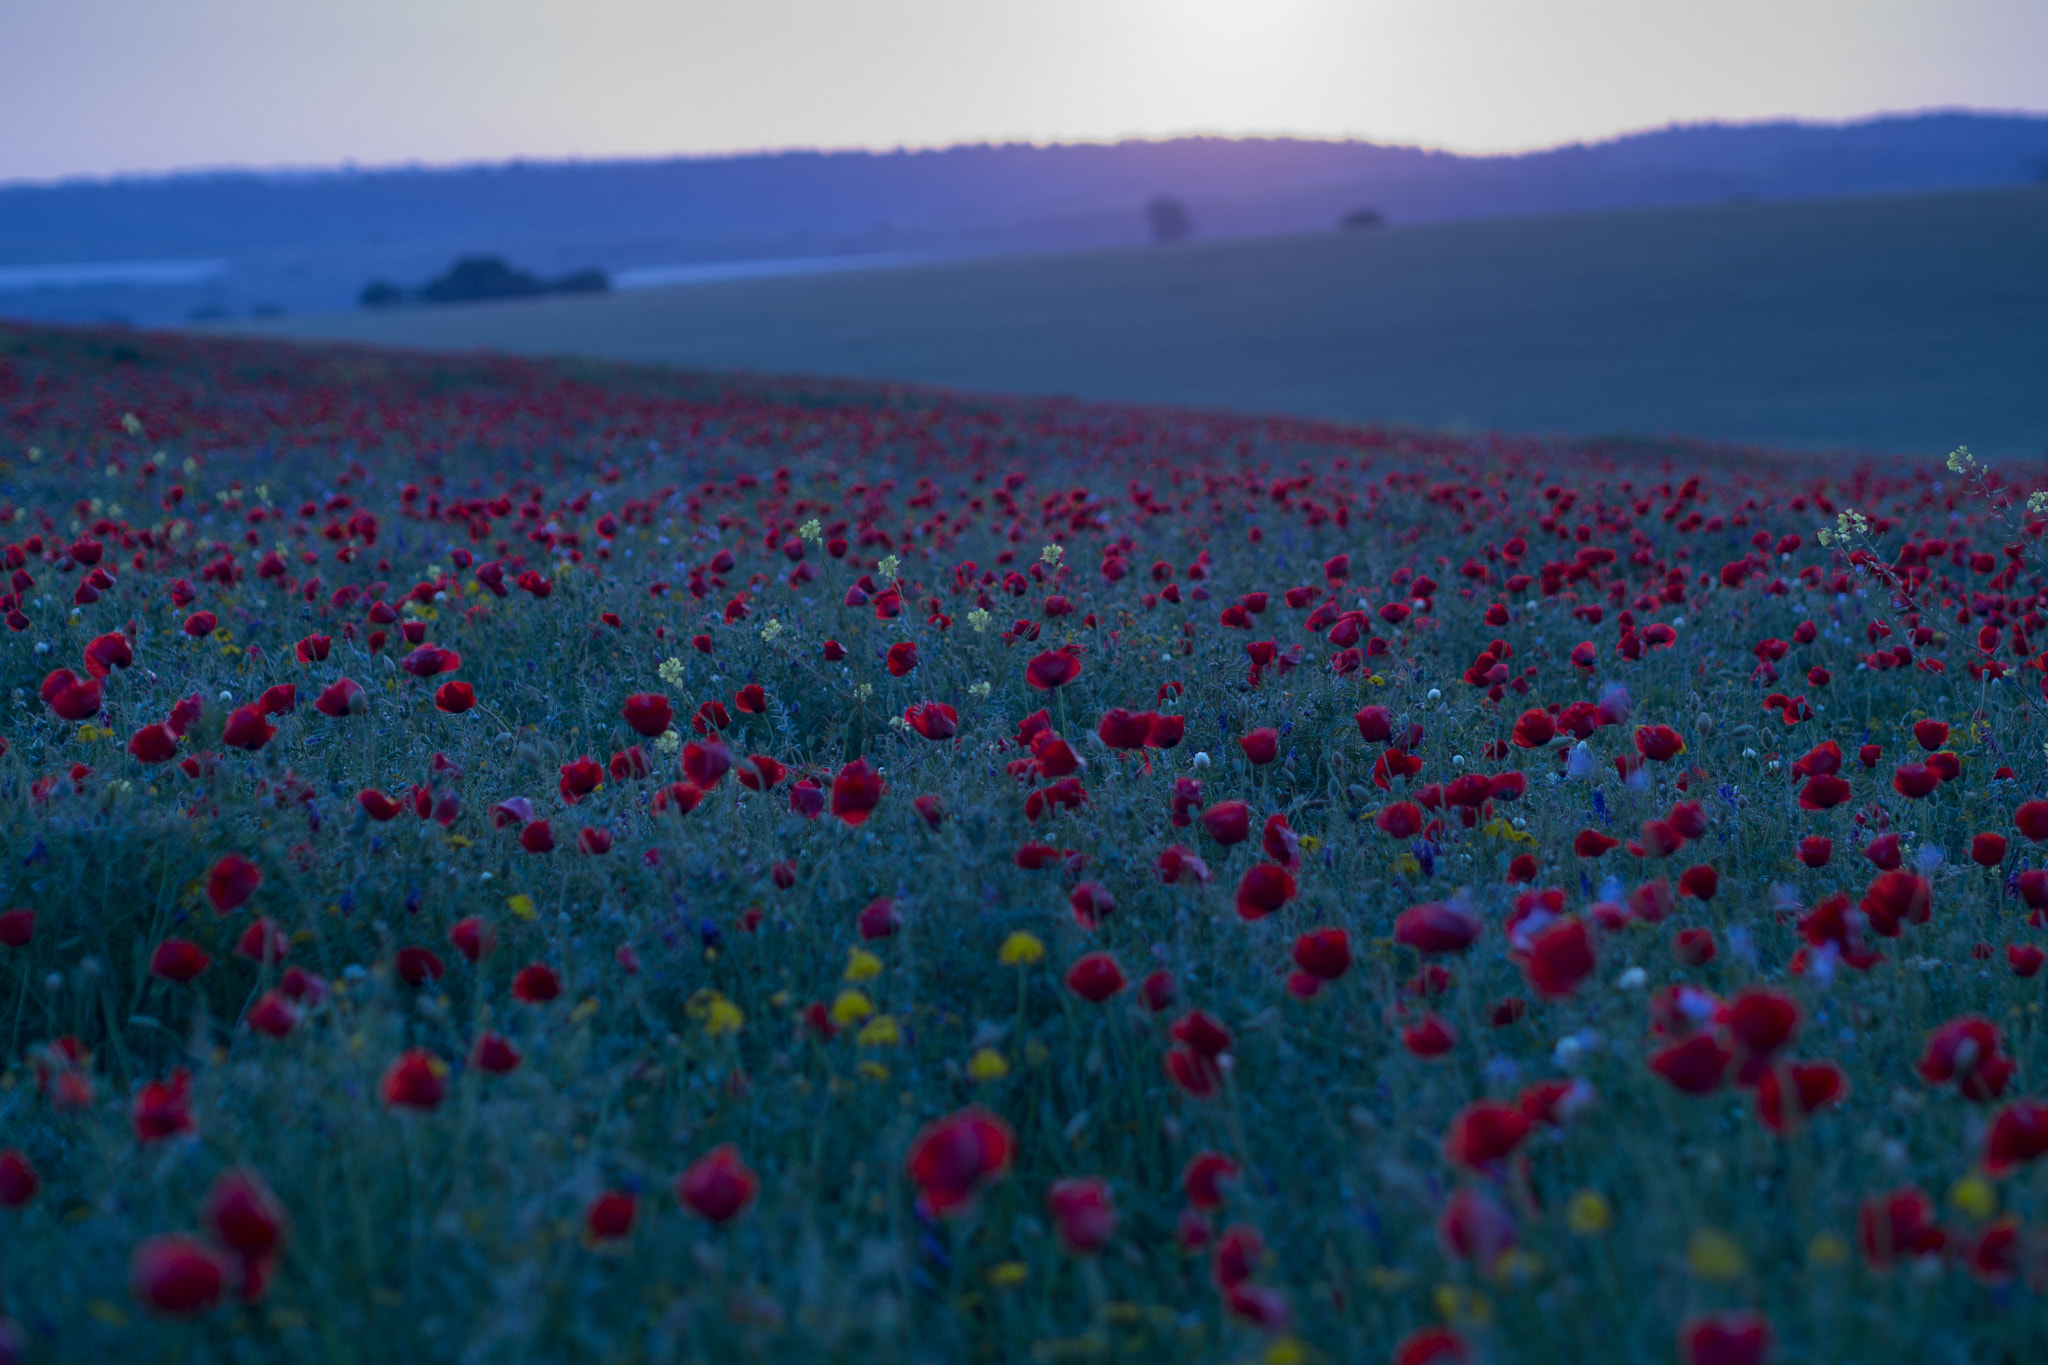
[230,187,2048,458]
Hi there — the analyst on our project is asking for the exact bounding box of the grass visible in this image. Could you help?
[3,320,2048,1363]
[226,186,2048,459]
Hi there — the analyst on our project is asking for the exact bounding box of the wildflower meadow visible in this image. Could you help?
[3,320,2048,1363]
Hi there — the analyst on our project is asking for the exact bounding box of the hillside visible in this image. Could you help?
[231,186,2048,458]
[3,111,2045,326]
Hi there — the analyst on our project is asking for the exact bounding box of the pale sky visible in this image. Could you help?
[5,0,2045,183]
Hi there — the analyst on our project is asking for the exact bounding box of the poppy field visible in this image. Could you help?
[4,321,2048,1363]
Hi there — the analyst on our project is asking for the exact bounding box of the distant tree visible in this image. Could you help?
[360,279,406,309]
[1145,196,1193,243]
[1339,208,1386,231]
[550,268,611,295]
[417,256,547,305]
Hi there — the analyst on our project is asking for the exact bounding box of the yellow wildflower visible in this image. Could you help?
[998,931,1045,966]
[829,990,874,1027]
[1687,1228,1747,1281]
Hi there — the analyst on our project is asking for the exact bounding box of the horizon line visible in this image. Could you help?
[5,103,2044,195]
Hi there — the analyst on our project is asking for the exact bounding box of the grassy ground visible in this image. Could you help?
[225,187,2048,459]
[5,321,2048,1363]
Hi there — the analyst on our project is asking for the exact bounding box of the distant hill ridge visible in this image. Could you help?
[1,110,2043,325]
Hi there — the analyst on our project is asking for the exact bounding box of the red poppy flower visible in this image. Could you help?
[358,789,404,822]
[1858,1186,1946,1267]
[1064,952,1126,1002]
[245,992,298,1038]
[1860,870,1930,936]
[1891,763,1938,799]
[205,1169,289,1260]
[1140,970,1176,1012]
[1510,709,1554,748]
[1754,1060,1847,1133]
[1233,863,1296,920]
[682,737,732,788]
[82,631,133,678]
[1024,649,1082,689]
[459,1033,517,1077]
[1797,836,1832,867]
[1650,1034,1732,1094]
[622,693,674,737]
[1971,832,2009,865]
[148,938,212,984]
[1354,705,1393,742]
[1171,1010,1234,1060]
[2010,944,2046,977]
[1798,774,1851,809]
[394,947,446,987]
[1985,1100,2048,1175]
[1046,1177,1117,1255]
[40,668,101,722]
[447,917,495,963]
[1238,728,1279,765]
[129,1235,227,1318]
[857,897,900,940]
[128,723,178,764]
[1377,802,1424,839]
[905,702,959,740]
[221,705,276,750]
[733,754,786,792]
[0,909,31,948]
[1068,881,1115,928]
[830,759,885,825]
[1672,927,1717,966]
[1209,1222,1265,1291]
[1719,989,1799,1083]
[1401,1013,1457,1057]
[166,693,203,737]
[1200,800,1251,845]
[585,1190,636,1242]
[510,963,560,1003]
[519,820,556,854]
[1677,1314,1771,1365]
[1916,1015,2015,1101]
[1677,865,1719,901]
[1634,724,1685,761]
[0,1150,40,1208]
[1291,928,1350,981]
[312,677,365,717]
[734,683,767,713]
[906,1108,1014,1216]
[1182,1151,1239,1209]
[1441,1099,1531,1169]
[1394,1327,1473,1365]
[1521,917,1594,998]
[1964,1217,2022,1285]
[381,1050,446,1110]
[677,1144,759,1223]
[206,855,262,913]
[132,1068,196,1143]
[1395,901,1482,954]
[788,777,825,818]
[1573,828,1619,857]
